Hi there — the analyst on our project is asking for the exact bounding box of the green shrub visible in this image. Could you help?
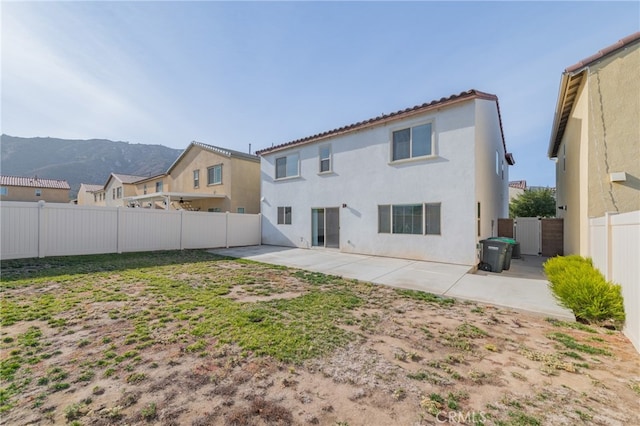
[544,256,625,328]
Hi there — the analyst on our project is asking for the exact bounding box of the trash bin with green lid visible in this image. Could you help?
[479,239,509,273]
[488,237,520,260]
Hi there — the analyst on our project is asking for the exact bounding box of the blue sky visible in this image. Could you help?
[2,1,638,187]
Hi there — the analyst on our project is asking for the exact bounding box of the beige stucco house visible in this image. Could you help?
[548,32,640,255]
[77,183,106,206]
[0,175,70,203]
[124,142,261,213]
[103,173,149,207]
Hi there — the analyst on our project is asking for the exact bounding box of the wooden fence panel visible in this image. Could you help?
[541,218,563,257]
[497,218,514,237]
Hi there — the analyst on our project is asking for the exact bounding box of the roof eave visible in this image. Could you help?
[257,90,499,156]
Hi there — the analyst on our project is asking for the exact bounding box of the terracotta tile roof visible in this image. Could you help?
[256,90,511,161]
[549,32,640,157]
[0,175,70,190]
[80,184,104,192]
[111,173,149,184]
[565,32,640,73]
[167,141,259,174]
[509,180,527,190]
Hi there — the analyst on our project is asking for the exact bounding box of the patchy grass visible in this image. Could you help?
[1,250,638,425]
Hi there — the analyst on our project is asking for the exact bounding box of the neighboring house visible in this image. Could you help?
[0,175,70,203]
[548,32,640,255]
[130,174,171,209]
[257,90,514,265]
[509,180,527,202]
[77,184,106,206]
[103,173,148,207]
[125,141,261,213]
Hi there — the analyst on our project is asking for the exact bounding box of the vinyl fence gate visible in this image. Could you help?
[497,217,563,257]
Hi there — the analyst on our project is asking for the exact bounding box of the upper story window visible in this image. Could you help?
[35,189,42,197]
[155,181,163,192]
[275,153,299,179]
[112,188,116,199]
[116,187,123,199]
[237,207,245,214]
[208,164,222,185]
[0,187,7,196]
[392,122,433,161]
[319,145,331,173]
[143,184,147,195]
[193,169,200,188]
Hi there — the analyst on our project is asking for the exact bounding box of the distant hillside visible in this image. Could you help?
[1,135,182,199]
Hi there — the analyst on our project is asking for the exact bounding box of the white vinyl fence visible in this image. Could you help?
[589,210,640,353]
[1,201,261,260]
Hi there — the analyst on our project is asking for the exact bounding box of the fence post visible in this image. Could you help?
[225,211,229,248]
[179,210,184,250]
[604,212,616,281]
[38,200,46,258]
[116,207,123,254]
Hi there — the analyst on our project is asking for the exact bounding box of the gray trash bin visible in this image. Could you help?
[479,239,509,273]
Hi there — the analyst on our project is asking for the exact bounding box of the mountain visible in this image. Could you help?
[1,135,182,199]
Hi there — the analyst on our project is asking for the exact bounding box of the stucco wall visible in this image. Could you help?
[168,146,260,213]
[556,77,589,256]
[230,157,261,214]
[586,45,640,217]
[261,101,485,265]
[0,186,69,203]
[474,99,510,239]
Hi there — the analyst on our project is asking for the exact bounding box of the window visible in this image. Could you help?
[319,145,331,173]
[392,123,432,161]
[155,181,163,192]
[378,205,391,233]
[0,187,7,196]
[378,203,441,235]
[93,194,97,202]
[393,204,423,234]
[208,208,221,212]
[208,164,222,185]
[193,170,200,188]
[237,207,245,214]
[35,189,42,197]
[116,187,122,199]
[275,153,299,179]
[425,203,441,235]
[112,188,116,199]
[277,206,292,225]
[143,184,147,195]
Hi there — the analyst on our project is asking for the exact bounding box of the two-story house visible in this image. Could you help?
[548,32,639,255]
[0,175,70,203]
[103,173,148,207]
[123,142,261,213]
[77,184,106,206]
[257,90,514,265]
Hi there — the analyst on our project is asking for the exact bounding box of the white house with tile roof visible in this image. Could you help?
[257,90,514,266]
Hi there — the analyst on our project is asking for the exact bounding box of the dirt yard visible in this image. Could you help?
[1,250,638,425]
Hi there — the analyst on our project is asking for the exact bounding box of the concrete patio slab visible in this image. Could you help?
[209,245,574,320]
